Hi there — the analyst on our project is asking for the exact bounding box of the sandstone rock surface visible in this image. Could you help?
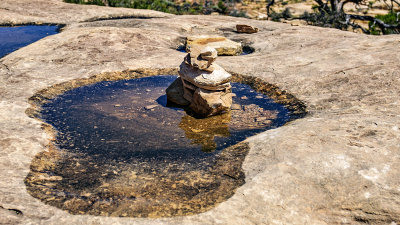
[1,0,400,224]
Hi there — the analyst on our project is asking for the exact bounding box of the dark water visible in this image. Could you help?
[25,75,290,217]
[0,25,59,58]
[41,75,288,157]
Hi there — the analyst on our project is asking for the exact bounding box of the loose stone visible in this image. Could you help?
[231,104,241,110]
[186,35,242,56]
[236,24,259,33]
[144,105,158,110]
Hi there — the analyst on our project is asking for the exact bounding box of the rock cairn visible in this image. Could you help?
[166,46,233,117]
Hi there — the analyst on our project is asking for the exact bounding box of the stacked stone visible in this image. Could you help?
[166,46,233,117]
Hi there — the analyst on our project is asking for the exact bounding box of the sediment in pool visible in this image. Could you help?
[25,70,306,217]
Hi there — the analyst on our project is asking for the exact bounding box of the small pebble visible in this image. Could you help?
[263,120,272,125]
[256,117,267,122]
[255,95,263,99]
[144,105,158,110]
[241,96,248,100]
[231,104,241,110]
[114,104,121,107]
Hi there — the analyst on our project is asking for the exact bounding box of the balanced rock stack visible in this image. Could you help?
[166,46,233,117]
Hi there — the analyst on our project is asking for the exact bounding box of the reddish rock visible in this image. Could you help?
[236,24,259,33]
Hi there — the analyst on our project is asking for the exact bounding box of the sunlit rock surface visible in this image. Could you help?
[186,35,242,56]
[1,0,400,224]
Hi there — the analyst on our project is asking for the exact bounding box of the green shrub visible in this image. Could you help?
[369,12,400,34]
[64,0,232,15]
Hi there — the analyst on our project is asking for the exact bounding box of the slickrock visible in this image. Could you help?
[1,0,400,224]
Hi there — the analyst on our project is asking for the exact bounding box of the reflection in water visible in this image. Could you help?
[25,75,290,217]
[179,113,231,152]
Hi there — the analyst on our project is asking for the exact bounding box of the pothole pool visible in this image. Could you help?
[25,72,306,217]
[0,25,59,58]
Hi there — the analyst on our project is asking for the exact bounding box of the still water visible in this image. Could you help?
[25,75,290,217]
[0,25,59,58]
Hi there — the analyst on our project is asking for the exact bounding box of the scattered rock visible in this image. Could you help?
[255,117,267,122]
[144,105,158,110]
[288,19,308,26]
[186,35,242,56]
[241,96,248,100]
[231,104,241,110]
[236,24,259,33]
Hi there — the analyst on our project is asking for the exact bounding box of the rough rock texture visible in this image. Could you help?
[175,46,233,117]
[179,62,232,88]
[0,0,168,25]
[1,0,400,224]
[186,35,243,56]
[190,88,233,117]
[236,24,259,33]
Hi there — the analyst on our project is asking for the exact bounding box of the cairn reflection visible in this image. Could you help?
[179,112,231,152]
[25,75,290,217]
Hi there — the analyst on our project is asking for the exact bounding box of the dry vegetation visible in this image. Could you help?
[64,0,399,33]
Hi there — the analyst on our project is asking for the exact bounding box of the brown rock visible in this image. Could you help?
[231,104,241,110]
[184,46,218,70]
[200,46,217,67]
[186,35,242,56]
[166,78,190,106]
[236,24,259,33]
[178,62,232,88]
[184,48,209,70]
[190,88,232,117]
[144,105,158,110]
